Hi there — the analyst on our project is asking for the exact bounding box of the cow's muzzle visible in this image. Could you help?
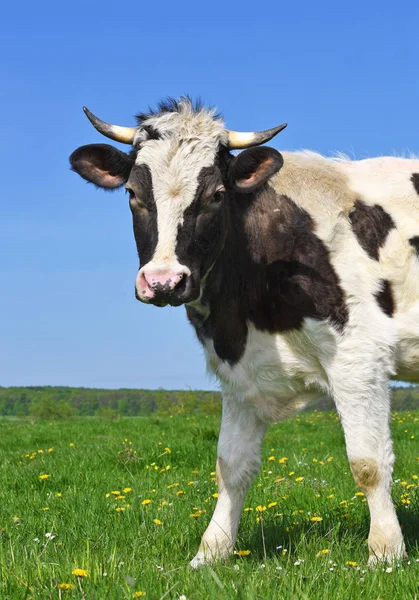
[135,264,196,306]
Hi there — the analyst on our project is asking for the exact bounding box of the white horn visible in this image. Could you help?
[83,107,136,145]
[227,123,287,149]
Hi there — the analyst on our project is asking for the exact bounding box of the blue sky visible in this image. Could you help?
[1,1,418,390]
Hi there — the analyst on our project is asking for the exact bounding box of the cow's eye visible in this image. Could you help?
[201,189,224,214]
[125,187,135,199]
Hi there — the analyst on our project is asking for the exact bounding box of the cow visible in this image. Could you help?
[70,97,419,567]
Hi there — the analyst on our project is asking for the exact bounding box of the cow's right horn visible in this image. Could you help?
[83,107,136,145]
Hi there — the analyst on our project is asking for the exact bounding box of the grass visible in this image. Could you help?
[0,410,418,599]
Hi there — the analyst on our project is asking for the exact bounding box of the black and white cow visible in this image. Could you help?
[70,97,419,566]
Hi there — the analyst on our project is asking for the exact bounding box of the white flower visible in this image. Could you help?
[179,596,187,600]
[386,567,393,573]
[45,532,56,540]
[260,563,266,568]
[33,538,40,543]
[233,564,240,571]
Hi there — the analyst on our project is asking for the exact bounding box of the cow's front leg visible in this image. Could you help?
[329,367,405,564]
[190,394,267,568]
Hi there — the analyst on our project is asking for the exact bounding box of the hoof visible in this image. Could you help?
[190,553,210,569]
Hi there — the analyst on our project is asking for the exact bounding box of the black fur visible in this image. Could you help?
[349,200,395,260]
[409,236,419,255]
[141,124,161,140]
[412,173,419,195]
[127,164,158,270]
[136,96,218,125]
[375,280,395,317]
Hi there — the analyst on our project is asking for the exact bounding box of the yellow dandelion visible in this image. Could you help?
[210,471,216,476]
[58,583,75,590]
[142,499,151,505]
[56,493,62,498]
[316,549,329,556]
[212,493,218,499]
[268,456,275,461]
[132,593,146,598]
[295,477,304,482]
[72,568,88,577]
[116,495,125,500]
[69,443,74,447]
[115,507,125,512]
[39,474,49,480]
[111,491,120,496]
[281,549,288,556]
[48,448,53,453]
[288,471,295,476]
[346,561,357,567]
[244,507,253,512]
[268,502,277,508]
[256,505,267,512]
[310,516,322,522]
[327,457,334,462]
[42,507,49,511]
[235,549,251,556]
[190,513,201,519]
[165,465,171,471]
[327,494,335,499]
[176,490,184,496]
[279,457,288,464]
[412,475,418,480]
[192,470,199,475]
[123,487,132,493]
[153,519,163,525]
[355,492,364,497]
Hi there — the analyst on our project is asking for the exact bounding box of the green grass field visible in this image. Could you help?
[1,411,418,599]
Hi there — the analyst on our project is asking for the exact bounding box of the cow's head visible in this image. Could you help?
[70,98,286,306]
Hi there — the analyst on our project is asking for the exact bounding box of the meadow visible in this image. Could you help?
[0,411,418,599]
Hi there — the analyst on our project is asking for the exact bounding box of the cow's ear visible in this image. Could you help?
[228,146,283,193]
[70,143,134,189]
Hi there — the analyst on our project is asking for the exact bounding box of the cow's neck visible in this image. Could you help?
[186,180,348,365]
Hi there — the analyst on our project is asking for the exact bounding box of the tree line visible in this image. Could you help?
[0,385,417,419]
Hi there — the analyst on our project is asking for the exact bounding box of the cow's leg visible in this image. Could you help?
[190,393,267,568]
[328,360,405,563]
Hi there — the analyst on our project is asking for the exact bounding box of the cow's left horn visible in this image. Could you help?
[227,123,287,149]
[83,107,136,144]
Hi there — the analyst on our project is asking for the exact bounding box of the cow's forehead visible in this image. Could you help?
[133,107,227,200]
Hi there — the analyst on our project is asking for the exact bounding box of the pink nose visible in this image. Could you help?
[136,266,188,300]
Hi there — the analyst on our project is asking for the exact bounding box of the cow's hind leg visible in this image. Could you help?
[329,362,405,564]
[190,393,267,568]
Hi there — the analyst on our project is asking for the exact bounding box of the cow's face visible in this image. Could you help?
[70,99,285,307]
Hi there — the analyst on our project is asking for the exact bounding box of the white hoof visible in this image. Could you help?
[189,552,209,569]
